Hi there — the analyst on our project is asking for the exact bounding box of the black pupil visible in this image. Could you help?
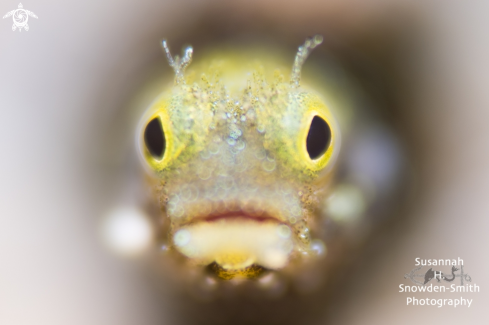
[144,118,165,159]
[306,116,331,159]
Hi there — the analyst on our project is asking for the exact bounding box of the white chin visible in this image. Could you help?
[172,218,294,270]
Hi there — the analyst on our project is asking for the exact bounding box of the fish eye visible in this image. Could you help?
[306,115,331,160]
[144,117,165,160]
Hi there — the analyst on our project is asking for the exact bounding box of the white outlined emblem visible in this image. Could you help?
[3,3,38,32]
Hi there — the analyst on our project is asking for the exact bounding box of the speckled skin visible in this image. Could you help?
[138,46,342,274]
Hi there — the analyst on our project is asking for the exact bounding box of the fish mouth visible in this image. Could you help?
[182,210,283,225]
[171,208,295,274]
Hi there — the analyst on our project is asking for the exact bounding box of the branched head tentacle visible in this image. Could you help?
[290,35,323,88]
[162,40,193,85]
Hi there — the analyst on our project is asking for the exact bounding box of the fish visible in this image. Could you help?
[135,35,401,284]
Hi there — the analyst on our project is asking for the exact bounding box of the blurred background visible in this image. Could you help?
[1,0,488,324]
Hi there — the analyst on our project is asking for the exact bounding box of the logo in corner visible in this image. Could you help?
[3,3,38,32]
[400,258,479,308]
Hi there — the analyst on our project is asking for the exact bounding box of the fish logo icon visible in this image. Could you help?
[3,3,38,32]
[404,265,472,286]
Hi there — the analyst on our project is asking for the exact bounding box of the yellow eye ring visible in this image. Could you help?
[137,100,177,172]
[299,109,340,173]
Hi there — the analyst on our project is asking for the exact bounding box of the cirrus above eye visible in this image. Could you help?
[144,118,165,159]
[306,116,331,160]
